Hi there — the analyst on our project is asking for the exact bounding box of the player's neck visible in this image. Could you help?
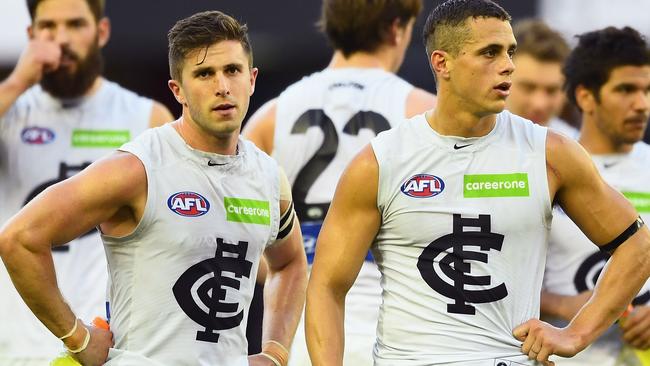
[328,50,395,72]
[578,120,634,154]
[426,94,497,138]
[173,117,238,155]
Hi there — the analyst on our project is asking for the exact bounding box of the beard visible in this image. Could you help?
[40,41,103,100]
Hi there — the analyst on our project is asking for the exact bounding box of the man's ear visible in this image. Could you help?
[575,85,597,114]
[97,17,111,48]
[430,50,452,81]
[249,67,258,95]
[168,79,186,106]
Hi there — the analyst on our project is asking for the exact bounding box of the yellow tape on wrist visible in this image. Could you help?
[66,326,90,354]
[262,340,289,366]
[58,318,78,340]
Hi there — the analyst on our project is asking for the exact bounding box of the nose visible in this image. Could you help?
[53,26,70,46]
[501,54,515,75]
[214,72,231,97]
[632,90,650,113]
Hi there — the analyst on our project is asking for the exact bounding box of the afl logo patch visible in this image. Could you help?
[21,127,56,144]
[401,174,445,198]
[167,191,210,217]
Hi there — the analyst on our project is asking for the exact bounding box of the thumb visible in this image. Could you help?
[512,320,531,341]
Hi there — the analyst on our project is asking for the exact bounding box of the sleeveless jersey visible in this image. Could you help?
[0,79,152,360]
[103,124,280,366]
[544,142,650,366]
[273,68,414,365]
[371,111,551,365]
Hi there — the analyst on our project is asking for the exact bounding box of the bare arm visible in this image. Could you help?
[249,189,307,366]
[0,151,146,364]
[540,290,593,322]
[405,87,437,118]
[148,101,174,128]
[242,98,277,155]
[305,145,381,366]
[0,39,61,118]
[514,131,650,362]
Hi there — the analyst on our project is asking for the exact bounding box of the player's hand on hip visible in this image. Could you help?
[247,353,277,366]
[73,324,114,366]
[10,39,61,90]
[621,305,650,349]
[513,319,583,363]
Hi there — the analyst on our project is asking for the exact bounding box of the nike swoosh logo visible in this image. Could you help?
[603,162,619,169]
[207,160,226,166]
[453,143,472,150]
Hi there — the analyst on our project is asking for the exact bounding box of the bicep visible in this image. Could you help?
[310,145,381,294]
[551,133,638,247]
[4,151,145,249]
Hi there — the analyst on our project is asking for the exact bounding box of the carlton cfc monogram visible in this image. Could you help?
[173,237,252,343]
[417,214,508,315]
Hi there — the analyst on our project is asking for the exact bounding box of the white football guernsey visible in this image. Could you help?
[102,124,280,366]
[0,79,153,362]
[544,142,650,366]
[371,111,551,365]
[273,68,413,365]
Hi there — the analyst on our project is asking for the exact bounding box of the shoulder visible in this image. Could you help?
[405,88,437,118]
[242,98,277,155]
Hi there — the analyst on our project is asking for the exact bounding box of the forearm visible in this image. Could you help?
[0,75,29,118]
[0,235,77,338]
[262,255,307,348]
[568,234,650,345]
[305,281,346,366]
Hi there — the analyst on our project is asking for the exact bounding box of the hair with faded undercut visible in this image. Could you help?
[422,0,511,59]
[168,10,253,81]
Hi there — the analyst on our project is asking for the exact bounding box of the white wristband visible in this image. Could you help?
[66,326,90,354]
[260,352,281,366]
[58,318,78,340]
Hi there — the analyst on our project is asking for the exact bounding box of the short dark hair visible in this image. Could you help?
[27,0,105,22]
[167,11,253,81]
[564,26,650,109]
[319,0,422,57]
[422,0,511,58]
[513,19,569,63]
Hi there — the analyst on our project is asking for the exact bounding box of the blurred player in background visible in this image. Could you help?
[542,26,650,365]
[0,0,172,363]
[243,0,435,364]
[506,19,578,138]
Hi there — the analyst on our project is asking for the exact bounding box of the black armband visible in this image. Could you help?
[599,216,645,252]
[277,201,295,240]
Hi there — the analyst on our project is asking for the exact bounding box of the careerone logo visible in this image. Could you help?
[401,174,445,198]
[464,173,529,198]
[622,192,650,213]
[167,192,211,217]
[225,197,271,226]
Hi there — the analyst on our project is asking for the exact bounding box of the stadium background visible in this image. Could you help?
[1,0,649,139]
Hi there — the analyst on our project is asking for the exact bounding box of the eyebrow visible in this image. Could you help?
[191,66,214,76]
[35,17,87,26]
[477,43,517,53]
